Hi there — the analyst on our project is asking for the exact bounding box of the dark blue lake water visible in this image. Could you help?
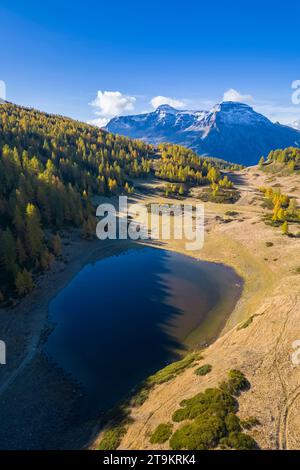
[44,247,242,413]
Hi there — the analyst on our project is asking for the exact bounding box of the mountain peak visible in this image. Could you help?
[220,100,252,107]
[155,104,178,113]
[106,100,300,165]
[215,101,254,112]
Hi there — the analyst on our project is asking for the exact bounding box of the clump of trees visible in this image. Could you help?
[155,143,238,203]
[259,186,300,234]
[155,143,236,186]
[0,103,153,300]
[259,147,300,174]
[164,183,186,198]
[155,144,208,184]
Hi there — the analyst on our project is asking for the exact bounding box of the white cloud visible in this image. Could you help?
[222,88,253,103]
[0,80,6,102]
[150,95,185,109]
[291,119,300,130]
[253,103,300,125]
[89,90,136,127]
[87,117,110,128]
[222,90,300,125]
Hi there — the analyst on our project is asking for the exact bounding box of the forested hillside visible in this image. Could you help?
[259,147,300,174]
[155,143,241,184]
[155,143,240,200]
[0,103,152,300]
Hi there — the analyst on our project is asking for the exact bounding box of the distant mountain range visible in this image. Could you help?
[106,102,300,165]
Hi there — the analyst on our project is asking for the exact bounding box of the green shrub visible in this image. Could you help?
[170,414,225,450]
[172,408,189,423]
[98,425,126,450]
[130,385,151,407]
[169,370,257,450]
[148,352,201,386]
[172,388,236,422]
[194,364,212,376]
[265,241,274,247]
[149,423,173,444]
[225,413,241,433]
[220,370,249,396]
[237,316,253,330]
[220,431,257,450]
[131,352,201,407]
[225,211,239,216]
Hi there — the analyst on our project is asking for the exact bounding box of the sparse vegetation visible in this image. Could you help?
[220,369,249,396]
[167,370,256,450]
[238,316,254,330]
[225,210,239,216]
[199,188,240,204]
[240,417,260,430]
[98,424,127,450]
[194,364,212,376]
[131,352,201,407]
[164,183,186,198]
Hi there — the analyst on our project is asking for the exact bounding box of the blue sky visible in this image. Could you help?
[1,0,300,126]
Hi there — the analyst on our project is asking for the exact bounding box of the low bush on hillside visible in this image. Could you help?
[172,387,236,422]
[199,188,240,204]
[237,316,254,330]
[220,431,257,450]
[225,413,242,433]
[220,369,249,396]
[148,353,201,385]
[167,370,256,450]
[225,210,239,216]
[170,414,225,450]
[150,423,173,444]
[240,417,260,430]
[131,352,201,407]
[98,424,127,450]
[194,364,212,376]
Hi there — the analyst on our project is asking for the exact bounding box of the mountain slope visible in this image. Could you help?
[106,102,300,165]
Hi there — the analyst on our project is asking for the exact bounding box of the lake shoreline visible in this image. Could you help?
[0,231,245,449]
